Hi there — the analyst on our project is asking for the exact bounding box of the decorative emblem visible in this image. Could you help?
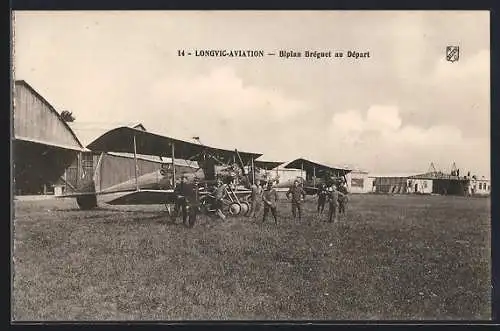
[446,46,459,62]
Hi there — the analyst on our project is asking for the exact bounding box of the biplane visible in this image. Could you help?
[59,126,264,226]
[278,158,351,195]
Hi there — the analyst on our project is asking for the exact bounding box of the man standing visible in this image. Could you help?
[286,180,306,222]
[338,183,349,215]
[213,177,227,220]
[262,181,278,224]
[172,176,187,223]
[249,180,262,218]
[327,185,344,223]
[317,183,327,214]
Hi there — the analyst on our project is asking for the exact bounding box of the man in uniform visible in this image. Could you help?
[317,183,327,214]
[262,181,278,224]
[338,182,349,215]
[286,180,306,222]
[172,175,187,223]
[249,180,263,218]
[327,184,345,223]
[213,176,227,220]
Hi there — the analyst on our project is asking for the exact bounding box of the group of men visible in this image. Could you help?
[249,179,348,224]
[171,174,349,225]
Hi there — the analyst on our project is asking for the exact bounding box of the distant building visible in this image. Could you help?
[345,169,372,193]
[468,176,490,196]
[275,167,306,185]
[368,173,419,194]
[406,177,433,194]
[409,172,470,196]
[368,169,480,196]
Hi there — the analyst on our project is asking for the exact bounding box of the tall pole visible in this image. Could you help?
[301,161,304,179]
[76,152,80,186]
[313,166,316,187]
[133,135,139,191]
[171,142,176,188]
[251,158,255,185]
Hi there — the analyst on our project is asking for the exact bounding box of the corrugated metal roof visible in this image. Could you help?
[368,172,423,178]
[254,159,285,170]
[409,172,470,181]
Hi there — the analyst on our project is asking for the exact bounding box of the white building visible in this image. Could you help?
[273,167,306,192]
[469,177,491,196]
[406,178,433,194]
[346,170,372,193]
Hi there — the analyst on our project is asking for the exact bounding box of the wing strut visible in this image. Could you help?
[93,152,105,192]
[171,142,176,188]
[235,149,250,187]
[251,157,255,185]
[133,134,139,191]
[313,166,316,187]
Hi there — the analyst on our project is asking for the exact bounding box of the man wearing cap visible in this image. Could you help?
[338,182,349,216]
[317,183,327,214]
[172,175,187,223]
[327,184,344,223]
[213,176,227,220]
[249,180,263,218]
[286,179,306,222]
[262,181,278,224]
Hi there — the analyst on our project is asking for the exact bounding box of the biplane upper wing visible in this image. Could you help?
[284,158,351,176]
[86,126,206,160]
[86,126,262,164]
[254,160,284,170]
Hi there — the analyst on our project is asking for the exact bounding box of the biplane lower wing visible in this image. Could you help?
[106,189,176,205]
[57,188,137,198]
[58,188,175,205]
[107,187,251,206]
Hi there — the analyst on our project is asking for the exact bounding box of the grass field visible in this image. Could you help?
[12,194,491,320]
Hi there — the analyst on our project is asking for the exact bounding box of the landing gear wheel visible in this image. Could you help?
[229,202,241,216]
[240,202,250,216]
[76,195,97,210]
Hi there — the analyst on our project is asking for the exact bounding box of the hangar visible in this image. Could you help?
[369,173,416,194]
[13,80,84,195]
[369,163,475,196]
[407,172,469,196]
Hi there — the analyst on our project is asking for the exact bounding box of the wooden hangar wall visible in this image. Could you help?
[13,81,84,195]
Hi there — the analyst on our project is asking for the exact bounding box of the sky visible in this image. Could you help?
[13,11,490,176]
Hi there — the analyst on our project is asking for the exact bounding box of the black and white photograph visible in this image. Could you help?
[11,11,491,320]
